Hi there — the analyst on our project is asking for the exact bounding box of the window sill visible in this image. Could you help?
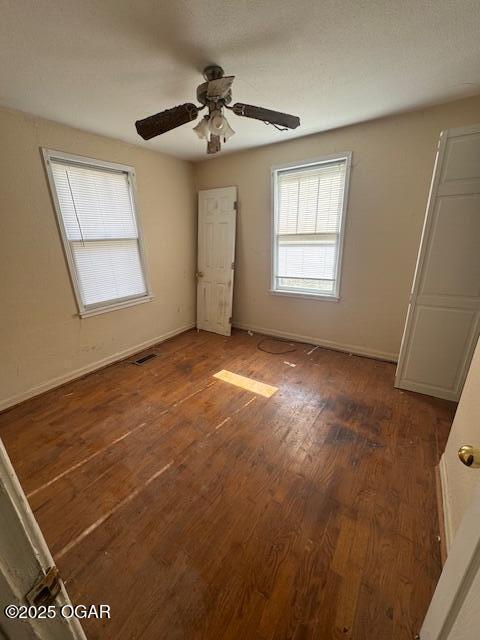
[79,295,154,318]
[269,289,339,302]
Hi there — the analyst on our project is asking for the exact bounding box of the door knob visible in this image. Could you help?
[458,445,480,468]
[195,271,204,278]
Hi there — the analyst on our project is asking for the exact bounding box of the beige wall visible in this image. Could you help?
[195,95,480,361]
[0,107,196,409]
[441,336,480,547]
[2,95,480,409]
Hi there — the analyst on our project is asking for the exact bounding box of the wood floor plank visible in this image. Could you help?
[0,328,456,639]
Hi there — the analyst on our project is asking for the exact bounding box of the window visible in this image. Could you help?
[271,153,351,299]
[43,149,151,317]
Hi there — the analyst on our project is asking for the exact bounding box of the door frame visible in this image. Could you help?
[0,438,86,640]
[395,123,480,401]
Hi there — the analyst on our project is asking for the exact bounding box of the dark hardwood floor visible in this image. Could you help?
[0,329,455,639]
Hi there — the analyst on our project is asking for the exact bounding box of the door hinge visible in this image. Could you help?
[233,201,238,210]
[26,567,61,606]
[231,261,235,269]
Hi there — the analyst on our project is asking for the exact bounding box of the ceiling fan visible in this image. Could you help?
[135,65,301,154]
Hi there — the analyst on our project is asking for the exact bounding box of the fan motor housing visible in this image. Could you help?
[196,82,232,106]
[203,65,224,81]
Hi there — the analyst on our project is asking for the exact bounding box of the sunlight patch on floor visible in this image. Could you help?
[213,370,278,398]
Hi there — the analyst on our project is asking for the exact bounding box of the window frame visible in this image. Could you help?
[42,148,153,318]
[270,152,352,301]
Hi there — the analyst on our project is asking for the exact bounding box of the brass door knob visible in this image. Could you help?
[458,445,480,468]
[195,271,204,278]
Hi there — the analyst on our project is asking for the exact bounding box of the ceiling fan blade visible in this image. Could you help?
[135,103,198,140]
[207,76,235,99]
[231,103,300,129]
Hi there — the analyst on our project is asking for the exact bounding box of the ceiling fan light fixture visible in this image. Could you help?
[193,116,210,141]
[221,119,235,142]
[208,109,235,142]
[208,110,227,136]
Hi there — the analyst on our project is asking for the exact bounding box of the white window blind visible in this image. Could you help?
[273,156,350,298]
[45,151,150,315]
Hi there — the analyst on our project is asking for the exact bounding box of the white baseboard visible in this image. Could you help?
[2,320,397,412]
[233,322,398,363]
[439,453,453,552]
[0,323,196,412]
[393,379,459,402]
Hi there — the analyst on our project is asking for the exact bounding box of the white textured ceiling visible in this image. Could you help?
[1,0,480,161]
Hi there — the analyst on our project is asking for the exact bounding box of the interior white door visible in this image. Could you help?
[440,337,480,549]
[197,187,237,336]
[0,439,85,640]
[421,336,480,639]
[421,482,480,640]
[395,124,480,401]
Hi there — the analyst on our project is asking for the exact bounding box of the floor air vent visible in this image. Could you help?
[132,353,158,366]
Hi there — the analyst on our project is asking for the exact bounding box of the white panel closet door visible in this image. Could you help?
[197,187,237,336]
[395,124,480,401]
